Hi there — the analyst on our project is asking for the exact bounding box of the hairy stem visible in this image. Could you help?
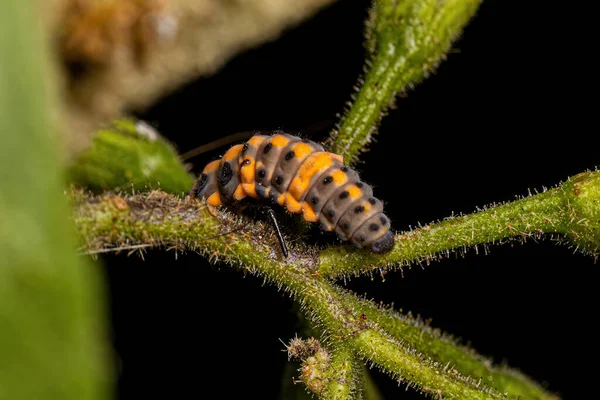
[319,172,600,277]
[334,287,553,399]
[321,343,365,400]
[329,0,482,163]
[72,189,561,399]
[353,329,496,399]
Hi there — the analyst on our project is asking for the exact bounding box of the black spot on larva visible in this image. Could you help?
[193,174,208,197]
[326,209,335,218]
[258,169,266,179]
[275,176,283,185]
[323,176,333,185]
[369,223,379,232]
[263,143,272,154]
[339,191,349,199]
[359,235,366,242]
[368,197,376,205]
[284,151,295,161]
[311,197,319,205]
[218,162,233,187]
[380,216,388,225]
[242,143,249,153]
[354,205,365,214]
[341,166,348,172]
[343,221,350,230]
[356,182,364,189]
[242,159,251,166]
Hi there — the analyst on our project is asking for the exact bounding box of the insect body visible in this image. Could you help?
[190,133,394,254]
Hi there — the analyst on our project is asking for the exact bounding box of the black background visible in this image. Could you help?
[104,0,598,398]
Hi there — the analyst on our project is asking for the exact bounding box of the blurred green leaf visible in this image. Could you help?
[67,118,195,196]
[0,2,110,399]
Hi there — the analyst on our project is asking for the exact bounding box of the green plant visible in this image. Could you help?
[0,2,108,399]
[2,0,595,399]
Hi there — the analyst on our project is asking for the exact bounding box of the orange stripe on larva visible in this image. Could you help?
[223,144,243,162]
[247,135,266,147]
[270,135,290,147]
[277,193,286,206]
[288,152,335,200]
[302,203,319,222]
[233,185,247,201]
[347,185,362,199]
[203,160,220,173]
[241,182,259,198]
[285,196,303,214]
[331,169,348,184]
[207,191,222,206]
[240,157,255,183]
[291,142,314,159]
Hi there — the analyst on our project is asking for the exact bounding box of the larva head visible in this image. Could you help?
[191,160,220,199]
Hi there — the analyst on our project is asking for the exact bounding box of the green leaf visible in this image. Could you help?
[0,2,109,399]
[67,118,195,196]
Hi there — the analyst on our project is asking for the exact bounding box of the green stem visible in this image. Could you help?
[353,330,497,399]
[335,288,553,399]
[315,288,511,399]
[72,189,559,399]
[319,172,600,277]
[321,343,364,400]
[363,368,383,400]
[329,0,481,163]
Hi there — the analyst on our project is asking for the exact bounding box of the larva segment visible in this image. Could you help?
[271,140,323,208]
[254,133,298,200]
[288,158,345,219]
[217,144,245,203]
[320,182,373,232]
[190,160,222,206]
[299,165,344,222]
[335,196,384,241]
[273,141,325,206]
[303,166,359,224]
[239,134,268,198]
[287,152,340,202]
[350,212,393,252]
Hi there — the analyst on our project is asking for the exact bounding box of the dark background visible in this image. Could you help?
[104,0,597,398]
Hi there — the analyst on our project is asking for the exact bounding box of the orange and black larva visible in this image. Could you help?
[190,133,395,254]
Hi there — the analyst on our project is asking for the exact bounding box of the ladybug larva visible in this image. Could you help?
[190,132,394,254]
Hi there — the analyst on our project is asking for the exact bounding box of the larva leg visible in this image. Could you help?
[264,207,288,258]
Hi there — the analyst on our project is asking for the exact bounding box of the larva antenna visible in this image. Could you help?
[180,130,256,161]
[180,119,335,162]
